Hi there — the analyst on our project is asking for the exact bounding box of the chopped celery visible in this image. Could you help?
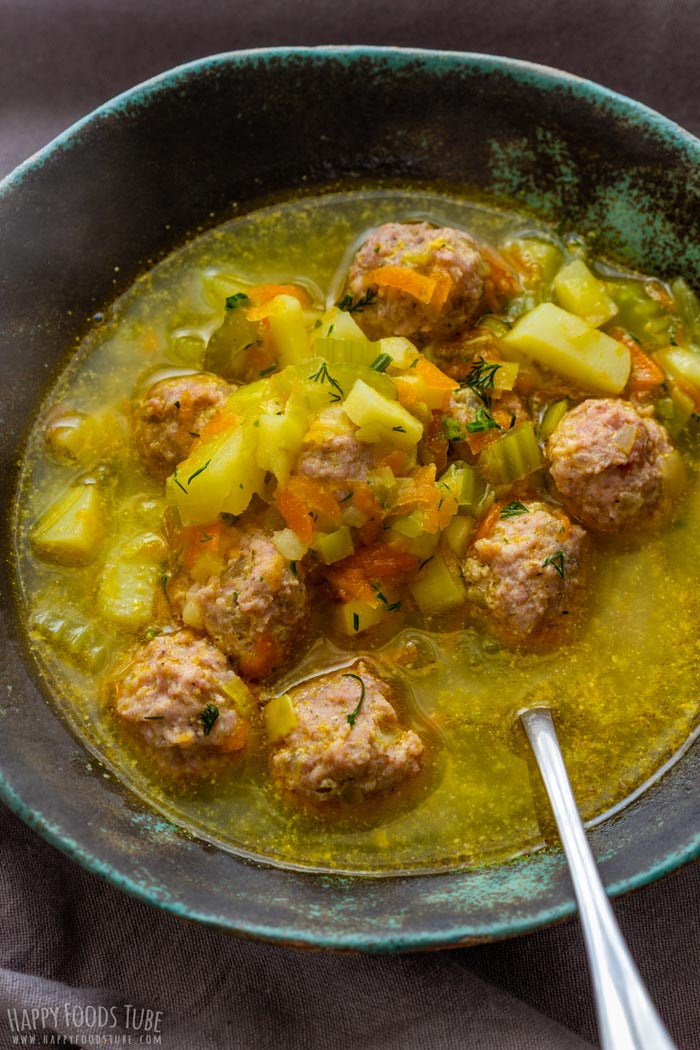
[31,481,108,566]
[670,278,700,342]
[442,515,474,558]
[438,461,489,512]
[314,337,379,366]
[267,295,311,366]
[334,599,387,635]
[315,526,355,565]
[44,405,129,466]
[507,237,563,285]
[204,303,259,379]
[410,551,466,615]
[538,399,569,440]
[657,347,700,391]
[344,379,423,448]
[31,606,110,672]
[264,693,298,742]
[221,676,256,720]
[657,387,694,438]
[553,258,618,328]
[478,421,543,485]
[503,302,630,394]
[604,279,672,346]
[389,511,425,538]
[403,529,440,562]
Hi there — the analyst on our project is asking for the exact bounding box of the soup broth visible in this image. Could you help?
[13,188,700,873]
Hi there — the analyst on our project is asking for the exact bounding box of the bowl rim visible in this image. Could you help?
[3,44,700,951]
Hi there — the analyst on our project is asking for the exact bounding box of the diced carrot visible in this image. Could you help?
[414,357,460,392]
[437,490,458,529]
[245,283,312,321]
[239,632,279,679]
[325,542,421,603]
[180,521,225,569]
[287,476,342,526]
[429,272,453,310]
[192,409,239,447]
[378,449,411,474]
[275,487,313,545]
[365,266,438,305]
[474,503,501,541]
[611,329,665,394]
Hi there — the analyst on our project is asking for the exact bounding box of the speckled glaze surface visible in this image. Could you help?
[2,47,700,951]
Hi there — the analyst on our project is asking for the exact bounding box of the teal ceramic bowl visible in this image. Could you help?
[2,47,700,950]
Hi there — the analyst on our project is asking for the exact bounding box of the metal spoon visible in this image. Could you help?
[519,707,677,1050]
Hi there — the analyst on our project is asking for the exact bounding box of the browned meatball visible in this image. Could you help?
[269,662,424,804]
[345,222,489,341]
[294,406,378,493]
[445,385,530,448]
[113,629,249,768]
[181,529,309,680]
[132,372,233,480]
[463,501,588,645]
[547,399,683,532]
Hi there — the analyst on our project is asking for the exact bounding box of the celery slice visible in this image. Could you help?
[31,481,108,566]
[438,461,490,512]
[538,399,569,440]
[31,605,110,672]
[507,237,563,285]
[478,422,543,485]
[604,279,672,346]
[265,694,298,742]
[410,551,466,615]
[315,526,355,565]
[670,278,700,341]
[442,515,474,558]
[657,347,700,391]
[221,676,256,720]
[314,337,379,366]
[502,302,631,394]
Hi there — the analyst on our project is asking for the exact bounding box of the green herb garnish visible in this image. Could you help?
[465,408,501,434]
[225,292,249,311]
[187,459,212,486]
[337,288,378,313]
[543,551,566,578]
[465,358,502,407]
[442,417,464,441]
[309,360,344,402]
[259,364,278,377]
[200,703,220,735]
[500,501,529,519]
[172,466,187,494]
[352,612,360,632]
[370,352,392,373]
[343,673,366,726]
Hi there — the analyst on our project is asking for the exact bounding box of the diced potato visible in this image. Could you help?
[272,528,308,560]
[378,336,418,368]
[410,551,466,615]
[657,347,700,391]
[166,418,265,525]
[265,693,299,742]
[553,258,618,327]
[315,526,355,565]
[31,481,108,566]
[503,302,631,394]
[344,379,423,448]
[255,402,309,486]
[334,599,387,635]
[313,306,368,343]
[97,557,161,629]
[267,295,310,366]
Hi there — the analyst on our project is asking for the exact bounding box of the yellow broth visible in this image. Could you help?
[13,188,700,874]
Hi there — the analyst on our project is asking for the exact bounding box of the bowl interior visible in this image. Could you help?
[2,47,700,950]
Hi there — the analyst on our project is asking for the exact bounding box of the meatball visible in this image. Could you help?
[463,501,588,645]
[546,399,682,532]
[182,529,309,679]
[132,372,233,480]
[269,662,424,804]
[113,629,249,766]
[445,385,530,449]
[345,222,488,341]
[294,405,377,493]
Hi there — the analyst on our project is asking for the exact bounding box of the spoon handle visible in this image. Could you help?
[520,707,677,1050]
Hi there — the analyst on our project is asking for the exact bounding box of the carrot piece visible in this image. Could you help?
[365,266,438,305]
[429,272,453,311]
[474,503,501,541]
[239,632,279,679]
[287,476,342,526]
[611,330,665,394]
[245,283,311,321]
[414,357,460,392]
[192,409,239,447]
[275,487,313,545]
[325,542,421,602]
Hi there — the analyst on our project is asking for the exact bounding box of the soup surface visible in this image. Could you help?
[13,188,700,874]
